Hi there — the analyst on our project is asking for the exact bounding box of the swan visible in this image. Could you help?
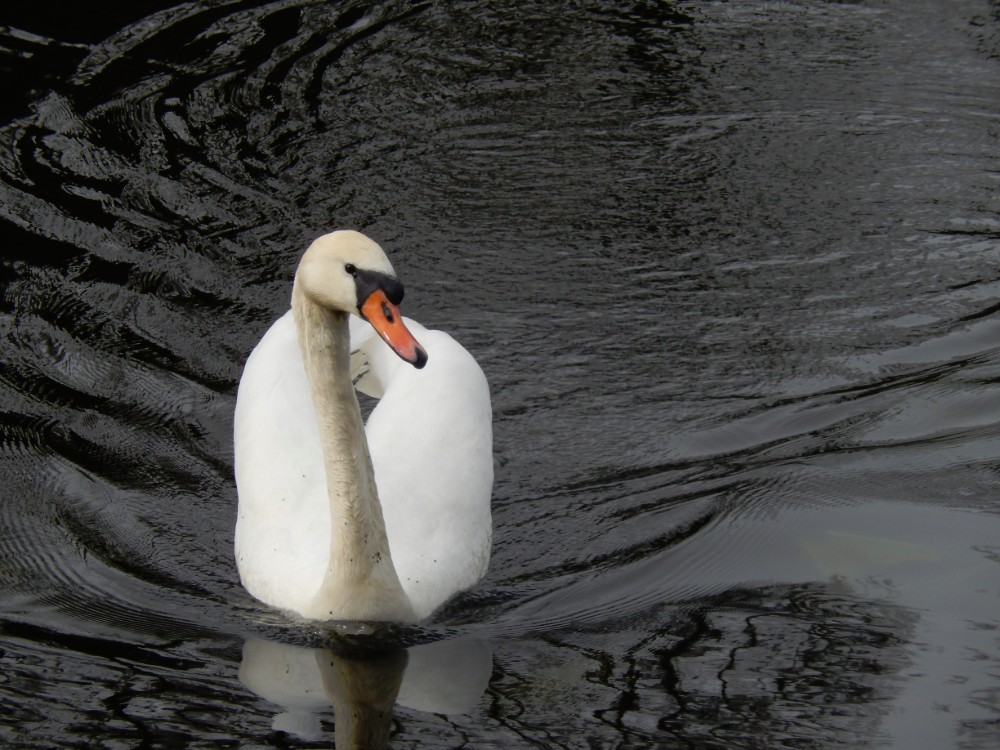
[233,230,493,622]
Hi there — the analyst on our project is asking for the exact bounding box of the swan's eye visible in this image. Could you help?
[345,263,358,277]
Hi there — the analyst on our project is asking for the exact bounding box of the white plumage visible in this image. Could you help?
[234,231,493,622]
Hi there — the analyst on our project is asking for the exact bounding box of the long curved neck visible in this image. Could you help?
[291,280,414,622]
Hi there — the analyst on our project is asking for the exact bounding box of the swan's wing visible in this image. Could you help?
[361,321,494,620]
[349,315,385,398]
[234,311,329,607]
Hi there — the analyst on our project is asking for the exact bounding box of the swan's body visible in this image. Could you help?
[234,231,492,622]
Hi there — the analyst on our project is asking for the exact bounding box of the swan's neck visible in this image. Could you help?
[291,281,414,622]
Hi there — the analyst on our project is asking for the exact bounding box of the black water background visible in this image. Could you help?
[1,0,999,747]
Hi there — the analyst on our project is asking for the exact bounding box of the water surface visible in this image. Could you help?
[1,1,999,747]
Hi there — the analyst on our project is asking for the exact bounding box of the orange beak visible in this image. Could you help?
[360,290,428,368]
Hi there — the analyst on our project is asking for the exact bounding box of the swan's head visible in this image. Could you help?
[297,230,428,368]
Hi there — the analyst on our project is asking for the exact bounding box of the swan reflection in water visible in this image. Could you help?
[239,635,492,747]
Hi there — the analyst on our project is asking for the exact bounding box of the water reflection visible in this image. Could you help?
[240,636,491,746]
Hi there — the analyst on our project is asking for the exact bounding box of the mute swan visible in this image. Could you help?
[234,231,493,622]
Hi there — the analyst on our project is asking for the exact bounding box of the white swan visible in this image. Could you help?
[233,231,493,622]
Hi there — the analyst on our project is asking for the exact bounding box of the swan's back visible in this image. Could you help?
[235,313,493,620]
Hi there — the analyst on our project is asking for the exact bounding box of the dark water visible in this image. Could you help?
[1,0,999,747]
